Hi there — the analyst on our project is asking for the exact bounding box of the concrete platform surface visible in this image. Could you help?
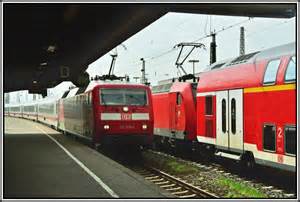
[4,117,172,198]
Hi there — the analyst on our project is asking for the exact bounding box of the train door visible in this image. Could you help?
[57,99,65,130]
[175,92,183,130]
[216,91,229,149]
[169,92,177,132]
[216,89,243,152]
[87,92,94,137]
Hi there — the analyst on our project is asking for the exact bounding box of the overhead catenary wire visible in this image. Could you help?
[113,17,259,80]
[123,17,295,84]
[148,17,253,61]
[117,17,254,72]
[246,18,295,38]
[118,17,254,78]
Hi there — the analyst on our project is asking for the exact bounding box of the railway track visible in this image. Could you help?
[146,149,296,198]
[132,166,218,198]
[96,146,295,198]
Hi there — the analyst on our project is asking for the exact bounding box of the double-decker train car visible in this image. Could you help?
[57,80,154,147]
[152,81,197,148]
[196,42,296,171]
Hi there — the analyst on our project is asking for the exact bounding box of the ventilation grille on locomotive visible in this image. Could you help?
[227,51,260,66]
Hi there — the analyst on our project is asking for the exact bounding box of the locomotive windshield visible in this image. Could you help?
[100,88,147,106]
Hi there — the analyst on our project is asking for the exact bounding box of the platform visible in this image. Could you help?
[4,117,172,198]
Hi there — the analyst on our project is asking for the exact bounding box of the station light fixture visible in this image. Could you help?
[40,62,47,66]
[47,45,56,53]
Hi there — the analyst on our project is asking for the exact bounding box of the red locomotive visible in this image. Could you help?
[5,79,154,148]
[196,42,296,171]
[57,80,154,147]
[152,81,197,149]
[6,51,154,148]
[151,42,203,150]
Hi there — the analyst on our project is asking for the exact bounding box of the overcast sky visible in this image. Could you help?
[86,12,296,85]
[6,12,296,103]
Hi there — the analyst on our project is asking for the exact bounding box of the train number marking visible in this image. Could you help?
[277,155,283,164]
[121,113,132,120]
[277,127,283,139]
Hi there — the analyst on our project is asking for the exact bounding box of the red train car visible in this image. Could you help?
[58,81,154,147]
[196,42,296,171]
[152,81,197,148]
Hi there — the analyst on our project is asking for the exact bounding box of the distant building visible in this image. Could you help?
[4,93,10,104]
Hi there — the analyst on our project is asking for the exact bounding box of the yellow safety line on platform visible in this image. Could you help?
[34,124,119,198]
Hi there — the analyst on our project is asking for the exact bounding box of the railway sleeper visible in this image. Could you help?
[179,194,197,198]
[166,187,181,191]
[155,181,170,185]
[172,190,189,195]
[145,176,159,180]
[160,183,176,188]
[150,178,165,182]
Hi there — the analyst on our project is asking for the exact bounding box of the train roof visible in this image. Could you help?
[255,42,295,61]
[152,81,195,94]
[206,42,295,71]
[5,96,57,106]
[197,42,295,92]
[84,80,147,92]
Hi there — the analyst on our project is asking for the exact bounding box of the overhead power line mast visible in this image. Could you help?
[240,26,245,56]
[140,58,146,84]
[210,33,216,65]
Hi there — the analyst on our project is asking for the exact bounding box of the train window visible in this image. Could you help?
[100,88,147,106]
[284,56,296,83]
[163,83,173,92]
[263,124,276,152]
[205,96,213,115]
[156,85,163,92]
[263,59,281,85]
[222,99,226,133]
[231,98,236,134]
[285,125,296,156]
[151,86,158,93]
[177,93,182,105]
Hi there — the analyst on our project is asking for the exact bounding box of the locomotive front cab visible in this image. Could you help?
[95,84,153,146]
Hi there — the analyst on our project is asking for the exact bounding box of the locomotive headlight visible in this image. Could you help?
[142,124,147,130]
[104,125,110,130]
[123,106,129,112]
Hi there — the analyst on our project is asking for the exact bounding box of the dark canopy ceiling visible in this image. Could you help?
[4,4,296,94]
